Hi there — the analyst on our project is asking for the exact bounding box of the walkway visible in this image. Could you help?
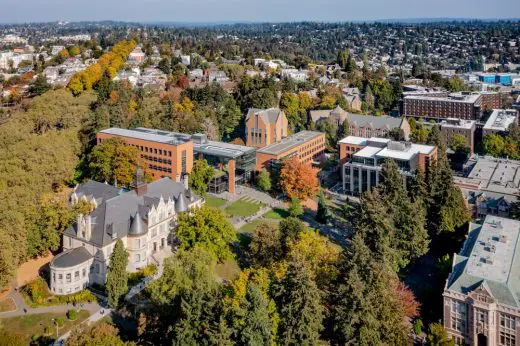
[51,307,114,346]
[0,284,102,319]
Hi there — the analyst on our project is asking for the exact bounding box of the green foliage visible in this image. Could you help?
[279,217,305,253]
[127,264,158,286]
[106,239,128,308]
[315,191,328,224]
[189,159,214,196]
[425,322,455,346]
[413,318,424,335]
[273,259,323,345]
[28,74,51,97]
[0,331,25,346]
[147,247,222,345]
[233,283,274,346]
[249,223,283,268]
[288,197,304,217]
[65,322,131,346]
[88,137,141,187]
[21,277,97,308]
[257,169,271,192]
[55,317,65,328]
[176,206,236,261]
[67,309,78,321]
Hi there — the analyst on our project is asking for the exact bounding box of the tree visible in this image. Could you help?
[176,206,236,261]
[257,169,271,192]
[279,156,320,201]
[315,191,328,224]
[28,74,51,97]
[234,283,274,346]
[273,259,323,345]
[106,239,128,308]
[288,197,303,217]
[279,217,305,254]
[316,118,338,149]
[189,159,214,196]
[483,134,505,157]
[249,222,283,267]
[66,323,131,346]
[88,137,141,187]
[425,322,455,346]
[147,247,222,345]
[337,118,350,139]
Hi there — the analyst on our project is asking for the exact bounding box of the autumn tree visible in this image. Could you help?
[176,206,236,261]
[106,239,128,308]
[425,322,455,346]
[66,322,131,346]
[88,137,141,187]
[279,156,320,201]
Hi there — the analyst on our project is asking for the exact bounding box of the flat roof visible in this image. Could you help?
[257,131,323,156]
[404,92,481,104]
[483,109,518,131]
[100,127,191,145]
[338,136,367,145]
[466,156,520,195]
[101,128,254,159]
[466,216,520,284]
[440,119,476,129]
[376,147,416,161]
[353,146,381,159]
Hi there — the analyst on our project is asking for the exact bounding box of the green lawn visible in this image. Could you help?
[0,297,16,312]
[263,208,289,219]
[239,219,279,234]
[225,197,263,217]
[205,195,227,208]
[215,259,241,281]
[0,309,90,342]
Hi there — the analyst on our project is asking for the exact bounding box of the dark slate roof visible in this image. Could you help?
[64,178,202,247]
[73,180,121,205]
[51,247,93,268]
[346,114,404,130]
[128,211,147,236]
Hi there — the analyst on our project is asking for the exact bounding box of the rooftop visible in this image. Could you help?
[464,156,520,196]
[440,118,476,130]
[51,247,92,268]
[344,136,436,161]
[446,215,520,308]
[404,91,481,104]
[257,131,323,156]
[100,127,191,145]
[483,109,518,132]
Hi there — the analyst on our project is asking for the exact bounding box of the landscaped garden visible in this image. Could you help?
[204,195,227,208]
[0,309,90,343]
[224,197,264,217]
[21,277,97,307]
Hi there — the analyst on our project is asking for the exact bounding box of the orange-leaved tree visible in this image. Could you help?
[279,156,319,201]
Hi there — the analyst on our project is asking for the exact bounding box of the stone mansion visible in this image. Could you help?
[49,170,203,295]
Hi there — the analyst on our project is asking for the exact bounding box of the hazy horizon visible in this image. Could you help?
[1,0,519,24]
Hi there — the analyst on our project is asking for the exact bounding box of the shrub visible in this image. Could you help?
[23,278,49,305]
[67,309,78,320]
[44,326,53,335]
[55,317,65,327]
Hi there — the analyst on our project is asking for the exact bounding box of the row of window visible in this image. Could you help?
[133,144,173,157]
[148,164,173,173]
[141,154,172,165]
[53,268,87,284]
[53,282,87,294]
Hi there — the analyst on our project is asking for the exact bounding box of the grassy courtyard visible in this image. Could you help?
[205,195,227,208]
[263,208,289,219]
[0,309,90,342]
[225,197,264,217]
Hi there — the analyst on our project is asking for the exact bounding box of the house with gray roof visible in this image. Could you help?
[49,171,203,296]
[309,107,410,140]
[443,215,520,346]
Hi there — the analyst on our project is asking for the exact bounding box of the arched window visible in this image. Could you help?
[134,254,141,262]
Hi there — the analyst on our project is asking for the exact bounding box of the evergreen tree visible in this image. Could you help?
[274,259,323,346]
[332,234,408,345]
[337,118,350,139]
[106,239,128,308]
[28,74,51,96]
[315,191,328,224]
[95,69,114,103]
[234,283,273,346]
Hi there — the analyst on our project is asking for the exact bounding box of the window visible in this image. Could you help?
[66,273,71,283]
[134,254,141,262]
[58,274,63,281]
[82,268,86,278]
[74,271,79,281]
[152,228,157,237]
[136,239,141,248]
[182,150,187,173]
[53,273,56,282]
[450,300,467,333]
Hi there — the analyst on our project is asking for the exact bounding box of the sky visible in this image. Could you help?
[1,0,519,24]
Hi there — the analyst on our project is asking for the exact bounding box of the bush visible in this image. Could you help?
[44,326,53,335]
[23,278,49,305]
[128,264,159,286]
[55,317,65,327]
[67,309,78,320]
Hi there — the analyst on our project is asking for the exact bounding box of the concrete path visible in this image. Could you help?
[0,285,102,319]
[51,307,113,346]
